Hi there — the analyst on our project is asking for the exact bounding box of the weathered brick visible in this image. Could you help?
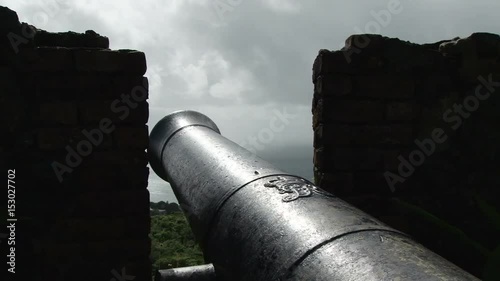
[47,215,150,241]
[17,47,73,72]
[458,57,500,82]
[41,259,151,281]
[37,128,72,150]
[316,172,353,195]
[356,75,415,98]
[75,49,147,74]
[318,99,385,123]
[34,29,109,49]
[344,34,386,52]
[35,238,150,260]
[74,161,149,189]
[351,125,414,145]
[78,99,148,125]
[105,75,149,99]
[383,149,407,171]
[312,50,357,81]
[314,123,352,147]
[314,123,414,147]
[419,75,455,99]
[0,66,16,92]
[70,189,150,217]
[315,147,388,172]
[39,101,78,125]
[37,127,113,150]
[89,150,148,166]
[37,74,104,89]
[0,90,24,133]
[35,74,149,100]
[0,6,20,32]
[113,126,149,149]
[313,147,325,168]
[79,100,117,123]
[353,172,392,194]
[315,74,352,96]
[330,148,384,171]
[386,102,420,121]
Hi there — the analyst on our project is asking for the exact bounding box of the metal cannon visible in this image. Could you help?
[149,110,479,281]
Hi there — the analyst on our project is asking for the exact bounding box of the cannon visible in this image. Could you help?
[149,110,479,281]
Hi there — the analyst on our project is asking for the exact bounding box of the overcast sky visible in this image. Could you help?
[4,0,499,201]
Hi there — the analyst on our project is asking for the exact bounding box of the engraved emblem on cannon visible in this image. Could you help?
[264,176,333,202]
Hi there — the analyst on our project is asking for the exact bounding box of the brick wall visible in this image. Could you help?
[1,6,151,281]
[312,33,500,278]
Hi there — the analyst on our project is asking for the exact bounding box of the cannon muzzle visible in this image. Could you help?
[149,110,479,281]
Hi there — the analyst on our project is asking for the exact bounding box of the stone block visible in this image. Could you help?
[89,150,148,167]
[386,102,420,121]
[344,34,386,52]
[37,127,113,150]
[105,75,149,99]
[315,147,389,172]
[327,148,385,171]
[35,238,151,260]
[356,75,415,98]
[383,149,408,171]
[315,171,353,195]
[314,123,352,147]
[353,171,392,194]
[113,126,149,149]
[0,66,16,92]
[16,47,73,72]
[315,74,353,96]
[47,215,150,241]
[351,125,414,145]
[75,49,147,74]
[73,161,149,190]
[0,6,20,32]
[39,101,78,125]
[316,99,385,124]
[312,50,357,82]
[34,29,109,48]
[40,258,151,281]
[69,189,150,217]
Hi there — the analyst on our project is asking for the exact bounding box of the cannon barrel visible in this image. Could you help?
[149,110,479,281]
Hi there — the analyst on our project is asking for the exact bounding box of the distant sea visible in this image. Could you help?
[147,144,314,203]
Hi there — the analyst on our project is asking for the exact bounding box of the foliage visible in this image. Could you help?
[150,201,182,214]
[149,204,204,274]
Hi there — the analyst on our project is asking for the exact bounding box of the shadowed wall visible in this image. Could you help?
[0,6,151,281]
[312,33,500,279]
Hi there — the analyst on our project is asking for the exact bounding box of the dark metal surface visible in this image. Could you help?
[149,110,480,281]
[149,110,221,182]
[155,264,216,281]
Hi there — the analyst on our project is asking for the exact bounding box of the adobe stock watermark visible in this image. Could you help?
[7,0,74,53]
[211,0,244,22]
[342,0,406,63]
[385,74,500,192]
[51,79,148,182]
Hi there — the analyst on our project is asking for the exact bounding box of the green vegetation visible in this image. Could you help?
[150,201,204,272]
